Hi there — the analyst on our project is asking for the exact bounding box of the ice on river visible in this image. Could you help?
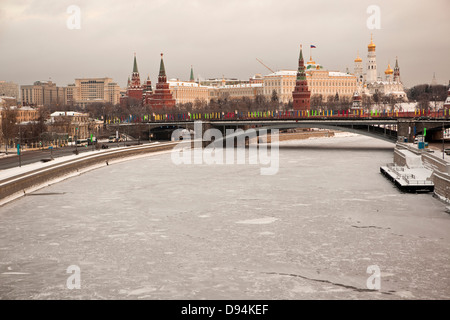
[0,134,449,300]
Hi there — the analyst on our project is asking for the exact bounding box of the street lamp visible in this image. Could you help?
[75,127,78,154]
[443,122,445,160]
[18,124,22,167]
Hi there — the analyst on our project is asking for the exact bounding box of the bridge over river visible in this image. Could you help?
[108,112,450,143]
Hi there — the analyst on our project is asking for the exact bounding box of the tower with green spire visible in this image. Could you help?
[133,54,138,73]
[190,65,194,82]
[158,53,167,81]
[142,75,153,105]
[126,52,143,102]
[292,44,311,111]
[148,53,175,109]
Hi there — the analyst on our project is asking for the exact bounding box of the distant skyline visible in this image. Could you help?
[0,0,449,89]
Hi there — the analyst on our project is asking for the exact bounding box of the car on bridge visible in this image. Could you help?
[108,135,125,143]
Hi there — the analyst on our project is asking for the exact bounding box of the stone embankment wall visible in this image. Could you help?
[394,142,450,203]
[393,149,407,167]
[0,142,185,205]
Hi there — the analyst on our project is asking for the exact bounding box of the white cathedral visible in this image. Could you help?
[354,34,408,101]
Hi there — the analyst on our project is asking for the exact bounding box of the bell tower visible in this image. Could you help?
[354,51,363,89]
[366,34,377,83]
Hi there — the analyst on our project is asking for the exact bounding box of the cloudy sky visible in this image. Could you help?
[0,0,449,89]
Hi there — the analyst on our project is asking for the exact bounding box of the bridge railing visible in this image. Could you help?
[104,108,450,124]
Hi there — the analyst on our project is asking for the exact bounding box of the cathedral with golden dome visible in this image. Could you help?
[353,34,407,101]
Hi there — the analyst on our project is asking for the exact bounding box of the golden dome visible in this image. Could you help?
[385,63,394,75]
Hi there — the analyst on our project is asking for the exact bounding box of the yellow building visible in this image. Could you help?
[0,81,19,100]
[66,84,76,105]
[168,80,210,105]
[0,96,17,108]
[211,83,264,100]
[168,79,264,104]
[263,69,357,104]
[21,81,66,106]
[0,106,39,123]
[48,111,101,140]
[72,78,121,108]
[308,70,357,98]
[263,70,298,103]
[16,106,39,123]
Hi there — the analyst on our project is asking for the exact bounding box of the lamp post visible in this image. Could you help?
[75,127,78,154]
[433,94,438,113]
[18,124,22,167]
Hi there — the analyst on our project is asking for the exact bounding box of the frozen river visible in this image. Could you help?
[0,133,449,299]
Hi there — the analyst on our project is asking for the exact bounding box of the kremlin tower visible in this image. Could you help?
[148,53,176,109]
[142,76,153,105]
[366,34,377,83]
[351,92,362,110]
[292,45,311,111]
[126,53,143,102]
[393,57,400,83]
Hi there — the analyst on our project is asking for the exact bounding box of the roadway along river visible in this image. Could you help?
[0,133,449,299]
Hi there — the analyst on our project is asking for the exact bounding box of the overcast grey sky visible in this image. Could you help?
[0,0,449,89]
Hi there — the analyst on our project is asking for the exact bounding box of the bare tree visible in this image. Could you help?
[338,96,351,111]
[310,94,323,111]
[417,93,431,111]
[1,106,18,153]
[362,94,372,112]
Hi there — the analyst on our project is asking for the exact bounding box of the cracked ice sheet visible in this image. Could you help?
[0,135,449,299]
